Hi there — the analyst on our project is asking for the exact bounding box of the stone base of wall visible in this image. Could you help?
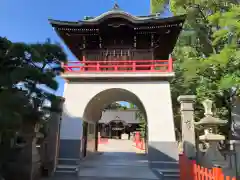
[148,141,179,169]
[59,139,81,159]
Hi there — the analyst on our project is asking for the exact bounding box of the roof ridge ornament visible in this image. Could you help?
[112,0,120,10]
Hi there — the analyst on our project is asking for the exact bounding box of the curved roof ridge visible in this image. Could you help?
[81,10,141,22]
[49,11,146,26]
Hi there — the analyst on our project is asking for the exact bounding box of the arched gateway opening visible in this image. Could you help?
[83,88,147,122]
[81,88,148,156]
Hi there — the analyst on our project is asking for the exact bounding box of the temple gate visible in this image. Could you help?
[49,4,186,168]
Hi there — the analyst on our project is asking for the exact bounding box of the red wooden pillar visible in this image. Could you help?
[114,64,118,71]
[135,132,140,142]
[96,63,100,71]
[132,61,136,71]
[82,56,86,71]
[168,56,173,72]
[135,131,140,148]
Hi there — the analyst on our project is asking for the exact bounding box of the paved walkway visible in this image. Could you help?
[45,139,162,180]
[78,139,159,179]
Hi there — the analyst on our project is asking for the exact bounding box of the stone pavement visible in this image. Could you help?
[42,139,163,180]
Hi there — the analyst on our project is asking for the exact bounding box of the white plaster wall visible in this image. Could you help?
[60,83,83,140]
[60,113,83,140]
[62,81,176,142]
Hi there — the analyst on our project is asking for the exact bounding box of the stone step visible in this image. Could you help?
[54,171,78,178]
[58,158,80,165]
[149,161,179,169]
[152,168,180,180]
[55,170,77,174]
[55,164,79,176]
[78,177,161,180]
[78,162,149,168]
[57,164,78,170]
[49,174,159,180]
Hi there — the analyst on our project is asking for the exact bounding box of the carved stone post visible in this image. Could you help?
[178,95,196,158]
[43,96,65,175]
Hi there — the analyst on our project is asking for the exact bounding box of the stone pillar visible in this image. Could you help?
[178,95,196,158]
[232,96,240,139]
[86,122,97,154]
[232,141,240,175]
[44,97,65,174]
[95,123,98,152]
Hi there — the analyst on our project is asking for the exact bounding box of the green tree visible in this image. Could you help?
[129,103,136,109]
[151,0,240,139]
[150,0,169,14]
[127,103,147,138]
[0,37,66,178]
[136,110,147,138]
[103,102,128,110]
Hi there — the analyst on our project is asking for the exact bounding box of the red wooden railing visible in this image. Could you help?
[179,153,236,180]
[62,56,173,73]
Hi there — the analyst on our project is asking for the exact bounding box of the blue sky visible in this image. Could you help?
[0,0,170,106]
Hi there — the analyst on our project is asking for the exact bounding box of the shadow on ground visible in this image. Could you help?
[43,139,180,180]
